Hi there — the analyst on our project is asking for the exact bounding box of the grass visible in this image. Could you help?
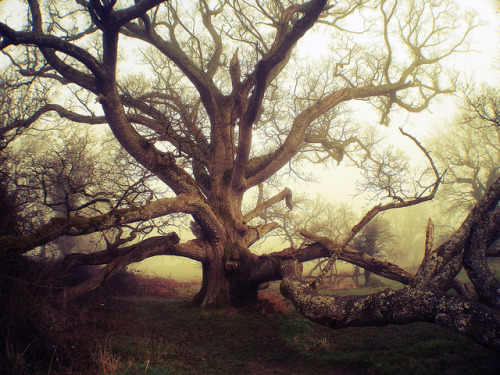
[4,272,499,374]
[59,282,499,375]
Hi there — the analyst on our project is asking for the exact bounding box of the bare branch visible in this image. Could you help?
[55,232,190,302]
[244,187,292,222]
[0,193,220,256]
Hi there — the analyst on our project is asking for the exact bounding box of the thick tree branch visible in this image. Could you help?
[0,193,220,256]
[279,259,500,352]
[110,0,168,29]
[249,238,413,287]
[93,26,203,197]
[0,28,103,81]
[232,0,329,190]
[94,5,225,243]
[300,230,413,284]
[56,235,207,273]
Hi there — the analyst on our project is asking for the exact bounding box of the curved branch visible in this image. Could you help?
[56,235,207,273]
[98,81,203,196]
[0,193,219,256]
[54,232,206,302]
[0,104,62,139]
[246,81,410,188]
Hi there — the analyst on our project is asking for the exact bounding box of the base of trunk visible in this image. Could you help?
[192,262,230,308]
[192,261,260,308]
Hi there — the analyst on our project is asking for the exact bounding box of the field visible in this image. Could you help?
[10,273,498,375]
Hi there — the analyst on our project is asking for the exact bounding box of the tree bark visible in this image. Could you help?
[192,261,231,308]
[463,210,500,308]
[279,259,500,352]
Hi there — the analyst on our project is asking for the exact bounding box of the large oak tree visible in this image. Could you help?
[1,0,500,351]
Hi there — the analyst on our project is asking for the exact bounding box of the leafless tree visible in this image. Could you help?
[1,0,500,351]
[352,215,394,286]
[429,85,500,220]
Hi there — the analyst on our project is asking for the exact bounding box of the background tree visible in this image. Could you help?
[1,0,500,351]
[0,68,56,237]
[352,216,394,286]
[428,85,500,221]
[382,202,454,267]
[257,194,357,283]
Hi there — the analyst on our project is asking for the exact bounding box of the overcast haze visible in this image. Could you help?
[1,0,498,280]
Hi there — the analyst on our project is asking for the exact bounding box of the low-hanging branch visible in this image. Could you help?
[250,235,413,287]
[275,176,500,352]
[299,230,413,284]
[0,193,218,256]
[54,231,183,303]
[279,259,500,352]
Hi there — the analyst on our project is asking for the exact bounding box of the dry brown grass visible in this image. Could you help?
[133,275,199,298]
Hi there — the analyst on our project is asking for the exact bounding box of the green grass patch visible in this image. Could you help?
[76,296,499,375]
[22,277,498,375]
